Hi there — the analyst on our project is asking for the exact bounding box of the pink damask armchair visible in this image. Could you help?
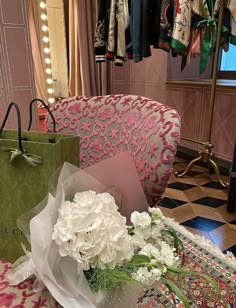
[45,94,181,206]
[0,94,180,307]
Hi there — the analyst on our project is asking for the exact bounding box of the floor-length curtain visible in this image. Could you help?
[27,0,48,103]
[68,0,110,96]
[77,0,99,96]
[68,0,82,96]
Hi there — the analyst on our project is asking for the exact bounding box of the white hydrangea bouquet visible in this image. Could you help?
[52,191,179,291]
[7,153,222,308]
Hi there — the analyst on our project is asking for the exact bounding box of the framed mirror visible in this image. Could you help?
[27,0,69,105]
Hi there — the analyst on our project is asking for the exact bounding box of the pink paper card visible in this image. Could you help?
[84,152,148,222]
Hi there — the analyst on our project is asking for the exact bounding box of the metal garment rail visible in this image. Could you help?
[175,0,229,189]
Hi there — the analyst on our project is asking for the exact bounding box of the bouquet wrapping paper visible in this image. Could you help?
[8,152,149,307]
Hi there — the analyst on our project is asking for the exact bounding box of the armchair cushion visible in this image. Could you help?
[46,94,181,206]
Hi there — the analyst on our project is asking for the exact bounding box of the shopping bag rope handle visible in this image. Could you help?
[0,102,24,152]
[28,98,56,133]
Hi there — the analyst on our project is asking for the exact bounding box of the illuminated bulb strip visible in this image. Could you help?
[43,47,50,54]
[46,78,53,84]
[42,25,48,32]
[45,58,51,64]
[48,97,55,104]
[40,1,46,9]
[41,13,47,20]
[39,1,54,104]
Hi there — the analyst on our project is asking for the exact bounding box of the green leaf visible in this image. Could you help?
[161,228,185,264]
[129,254,151,266]
[166,267,227,308]
[191,272,227,308]
[162,277,191,308]
[85,267,135,293]
[127,226,134,235]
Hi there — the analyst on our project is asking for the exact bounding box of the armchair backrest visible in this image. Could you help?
[45,94,181,206]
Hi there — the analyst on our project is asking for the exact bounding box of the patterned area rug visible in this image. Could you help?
[138,220,236,307]
[0,221,235,307]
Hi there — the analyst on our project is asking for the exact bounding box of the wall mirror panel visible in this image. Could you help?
[27,0,69,105]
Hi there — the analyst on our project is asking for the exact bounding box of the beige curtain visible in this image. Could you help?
[68,0,82,96]
[77,0,98,96]
[68,0,109,96]
[27,0,48,103]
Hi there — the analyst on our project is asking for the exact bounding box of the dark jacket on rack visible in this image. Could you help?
[142,0,162,57]
[94,0,111,62]
[156,0,173,52]
[130,0,143,62]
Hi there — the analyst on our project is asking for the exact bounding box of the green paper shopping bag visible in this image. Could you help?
[0,100,80,262]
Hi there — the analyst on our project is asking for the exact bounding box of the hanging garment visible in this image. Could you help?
[142,0,161,57]
[157,0,174,52]
[170,0,192,54]
[228,0,236,44]
[191,0,235,74]
[130,0,143,62]
[115,0,129,65]
[94,0,111,62]
[106,0,117,60]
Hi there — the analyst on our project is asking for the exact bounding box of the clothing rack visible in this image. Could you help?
[175,0,229,188]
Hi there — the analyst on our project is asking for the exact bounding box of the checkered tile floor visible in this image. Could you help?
[158,157,236,256]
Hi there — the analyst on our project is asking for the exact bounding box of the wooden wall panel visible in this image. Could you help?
[211,89,236,161]
[0,0,24,25]
[166,82,236,163]
[4,28,31,87]
[110,62,129,94]
[166,84,204,152]
[0,0,36,130]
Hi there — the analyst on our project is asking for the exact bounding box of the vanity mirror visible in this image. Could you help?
[27,0,69,105]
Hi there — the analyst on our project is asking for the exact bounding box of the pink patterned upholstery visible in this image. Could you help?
[0,95,180,307]
[0,260,59,307]
[45,94,181,206]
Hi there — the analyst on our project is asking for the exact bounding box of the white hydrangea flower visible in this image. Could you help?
[131,234,146,249]
[134,226,152,240]
[52,191,134,270]
[151,223,164,239]
[160,241,178,267]
[150,268,162,281]
[131,267,152,286]
[148,207,165,220]
[130,211,151,228]
[73,190,96,207]
[131,267,161,287]
[139,243,161,261]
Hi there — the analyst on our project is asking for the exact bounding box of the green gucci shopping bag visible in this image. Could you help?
[0,100,80,262]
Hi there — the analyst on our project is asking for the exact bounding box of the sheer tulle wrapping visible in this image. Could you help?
[7,152,148,307]
[96,282,142,308]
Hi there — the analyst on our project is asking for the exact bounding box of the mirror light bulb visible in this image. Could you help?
[40,2,46,9]
[45,58,51,64]
[47,78,53,84]
[41,14,47,20]
[43,36,49,43]
[46,68,52,74]
[47,88,54,94]
[48,97,55,104]
[42,25,48,32]
[44,47,50,54]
